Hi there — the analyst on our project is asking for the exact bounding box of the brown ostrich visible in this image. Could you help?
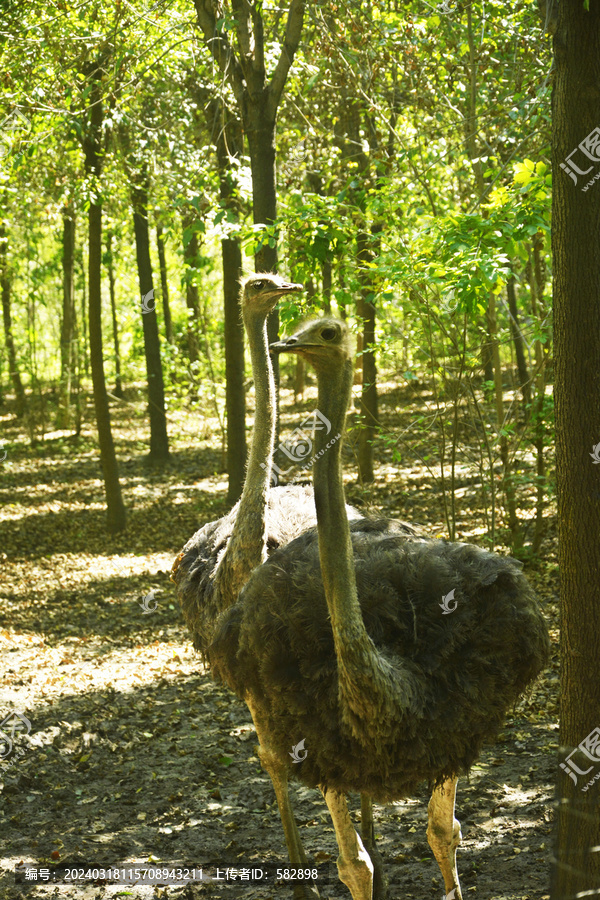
[209,317,550,900]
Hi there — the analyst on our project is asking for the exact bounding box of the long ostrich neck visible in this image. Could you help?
[213,310,274,608]
[313,358,362,636]
[314,355,411,735]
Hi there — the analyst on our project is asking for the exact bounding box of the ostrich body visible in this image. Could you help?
[209,318,550,900]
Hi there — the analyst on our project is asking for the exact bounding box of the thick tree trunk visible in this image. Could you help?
[156,222,173,345]
[105,230,123,398]
[84,66,126,533]
[551,2,600,896]
[0,223,25,417]
[131,178,170,463]
[57,211,76,427]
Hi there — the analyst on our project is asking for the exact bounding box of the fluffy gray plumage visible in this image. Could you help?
[209,517,550,802]
[172,484,371,658]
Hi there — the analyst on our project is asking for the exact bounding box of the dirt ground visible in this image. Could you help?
[0,381,559,900]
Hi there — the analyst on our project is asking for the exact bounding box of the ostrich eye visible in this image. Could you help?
[321,327,337,341]
[254,280,265,290]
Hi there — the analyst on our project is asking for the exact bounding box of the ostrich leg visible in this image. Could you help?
[322,789,374,900]
[360,795,387,900]
[247,702,319,900]
[426,776,463,900]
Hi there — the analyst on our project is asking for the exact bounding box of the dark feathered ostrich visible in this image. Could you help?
[172,279,363,898]
[209,318,550,900]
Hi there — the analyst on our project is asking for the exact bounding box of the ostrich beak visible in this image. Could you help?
[270,335,301,354]
[271,281,304,296]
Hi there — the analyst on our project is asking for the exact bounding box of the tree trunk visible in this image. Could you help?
[213,109,247,505]
[193,0,305,448]
[506,274,531,412]
[488,293,519,547]
[105,230,123,398]
[322,257,332,314]
[84,65,126,533]
[57,210,76,427]
[182,213,201,365]
[247,117,280,388]
[156,222,173,345]
[79,251,89,378]
[526,249,547,555]
[551,2,600,894]
[0,223,25,417]
[357,229,379,484]
[131,176,170,463]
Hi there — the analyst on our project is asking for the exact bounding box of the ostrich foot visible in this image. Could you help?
[323,788,374,900]
[426,776,463,900]
[360,794,387,900]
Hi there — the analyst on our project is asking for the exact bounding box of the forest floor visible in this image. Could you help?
[0,374,559,900]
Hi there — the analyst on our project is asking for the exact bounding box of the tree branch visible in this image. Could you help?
[193,0,246,108]
[267,0,305,119]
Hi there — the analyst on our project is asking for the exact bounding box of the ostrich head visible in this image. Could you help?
[270,317,354,373]
[240,273,303,318]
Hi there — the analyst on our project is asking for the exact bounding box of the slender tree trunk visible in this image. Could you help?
[322,258,332,314]
[247,118,280,387]
[213,110,247,504]
[526,250,547,555]
[84,66,126,533]
[357,228,379,484]
[487,293,519,546]
[551,3,600,891]
[182,214,201,365]
[57,210,76,427]
[105,230,123,399]
[294,277,316,402]
[506,275,531,412]
[0,223,25,417]
[156,222,173,345]
[131,176,170,463]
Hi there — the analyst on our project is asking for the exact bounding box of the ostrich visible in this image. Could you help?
[209,317,550,900]
[172,278,364,898]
